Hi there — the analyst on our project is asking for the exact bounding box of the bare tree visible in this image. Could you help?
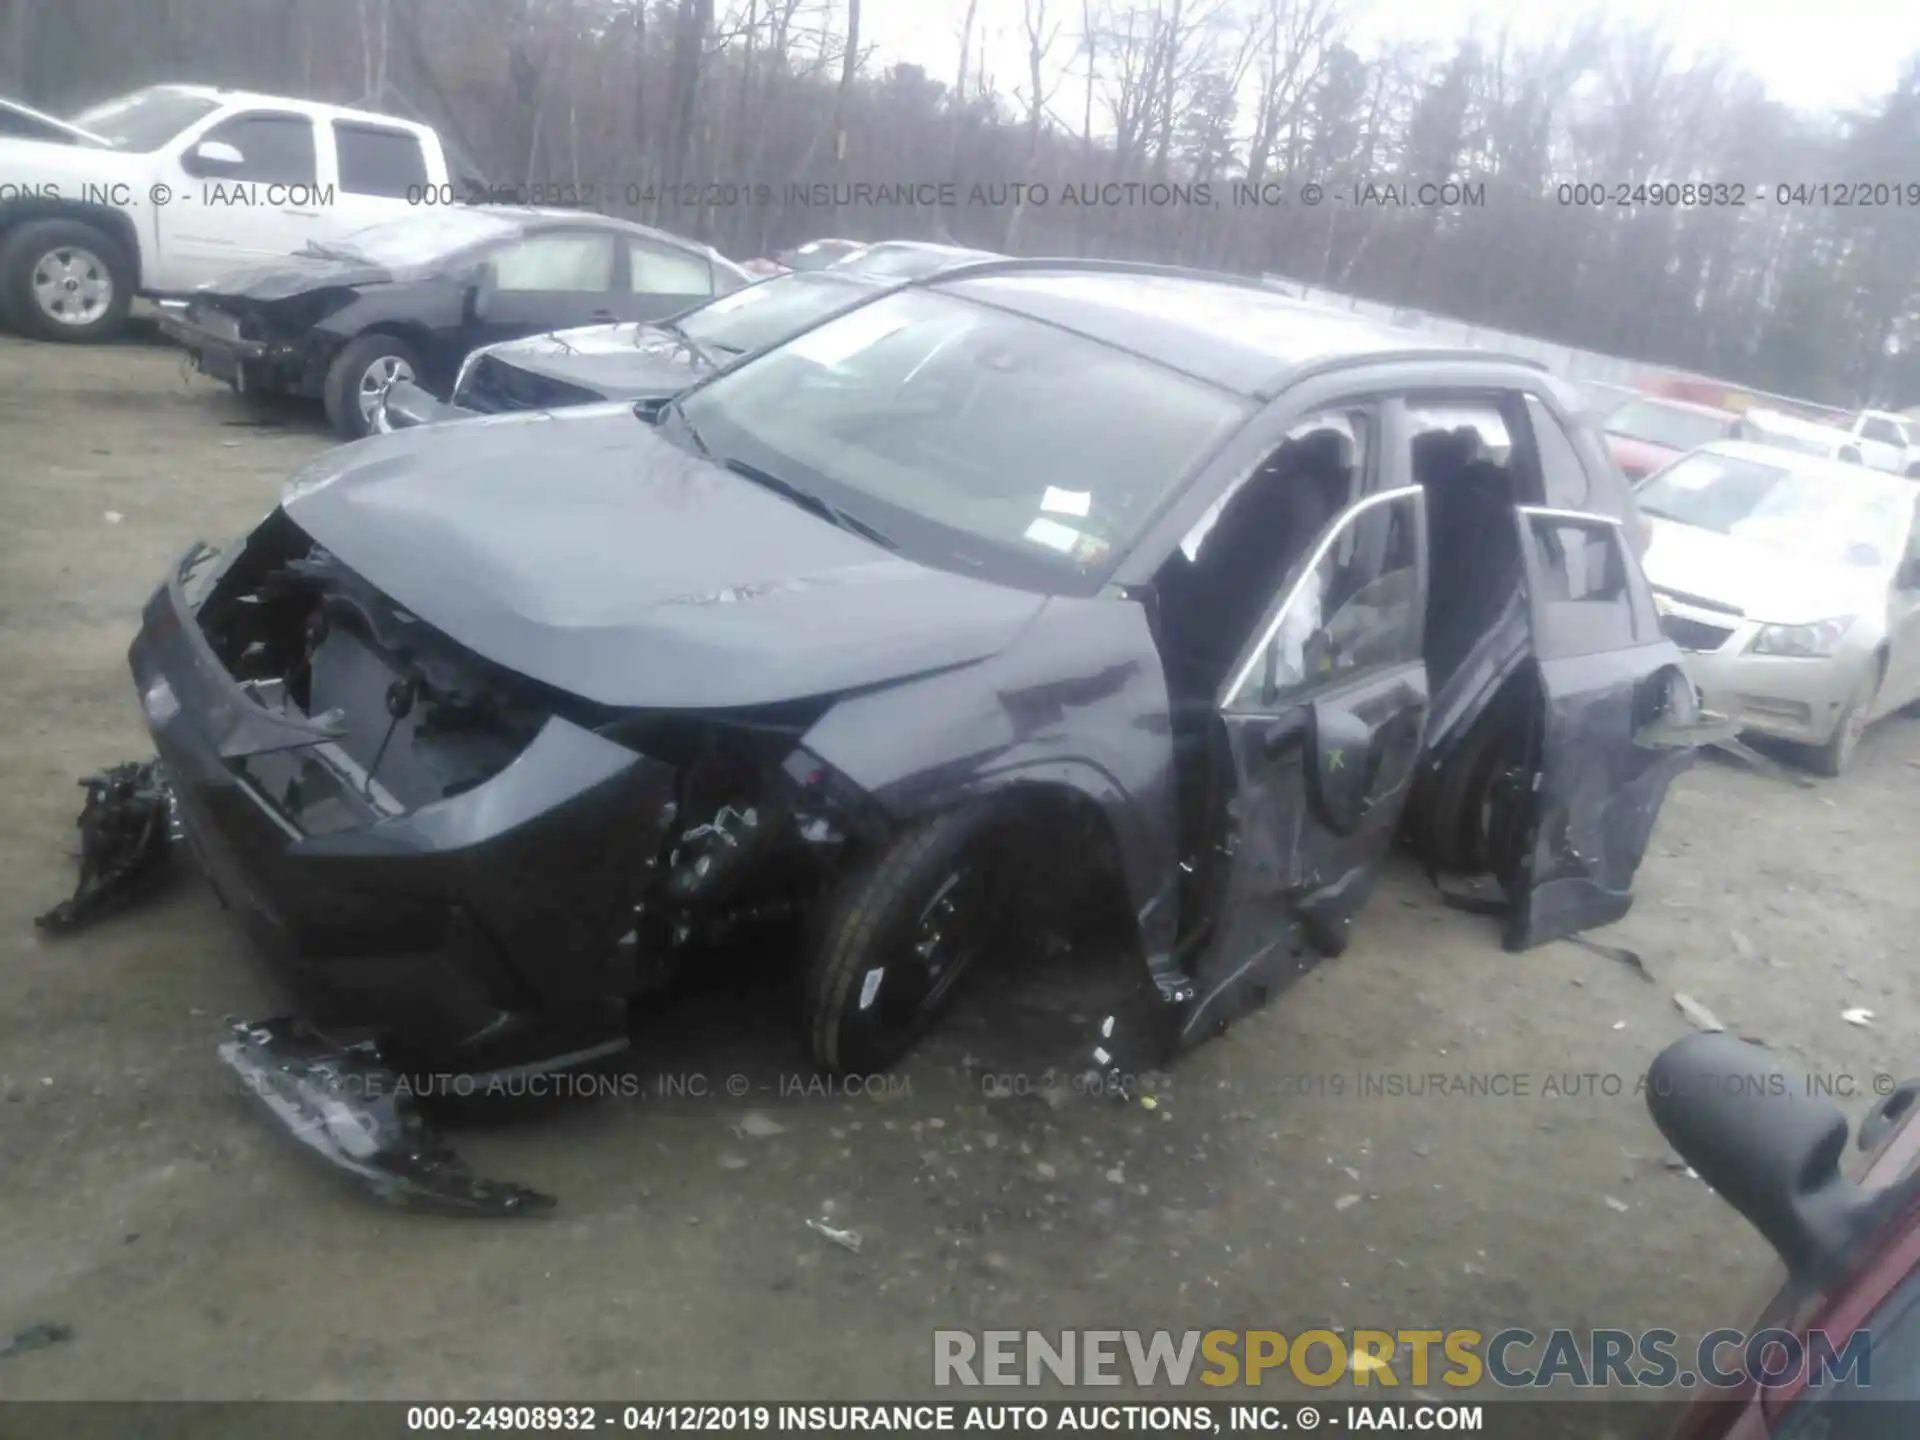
[1004,0,1063,248]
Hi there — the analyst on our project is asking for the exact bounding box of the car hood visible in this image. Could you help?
[278,406,1049,709]
[489,323,714,399]
[1640,518,1885,625]
[199,254,394,302]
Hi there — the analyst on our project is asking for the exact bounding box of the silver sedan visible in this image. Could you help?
[1633,442,1920,775]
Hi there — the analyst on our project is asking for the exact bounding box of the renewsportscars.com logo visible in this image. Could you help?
[932,1328,1870,1391]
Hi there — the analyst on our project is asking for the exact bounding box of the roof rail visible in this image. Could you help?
[916,255,1550,376]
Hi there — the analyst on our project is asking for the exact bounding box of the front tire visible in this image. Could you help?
[324,333,424,440]
[802,807,1007,1075]
[0,218,134,342]
[1808,666,1879,777]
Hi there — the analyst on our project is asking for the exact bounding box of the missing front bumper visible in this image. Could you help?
[218,1017,556,1216]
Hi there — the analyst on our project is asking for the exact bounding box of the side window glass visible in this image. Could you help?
[1226,489,1425,711]
[1180,407,1368,562]
[629,240,715,297]
[1518,509,1649,656]
[195,113,317,184]
[333,123,429,198]
[488,233,616,292]
[1524,395,1592,508]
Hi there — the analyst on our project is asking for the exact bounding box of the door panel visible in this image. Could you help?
[1180,484,1430,1044]
[469,231,622,346]
[159,111,322,284]
[1503,505,1696,950]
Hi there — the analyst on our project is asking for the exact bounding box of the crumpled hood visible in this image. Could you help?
[1641,518,1886,625]
[278,406,1048,709]
[488,323,712,399]
[199,254,393,302]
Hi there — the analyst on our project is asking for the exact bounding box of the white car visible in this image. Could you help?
[0,84,456,341]
[1734,408,1867,466]
[1848,409,1920,477]
[1637,442,1920,775]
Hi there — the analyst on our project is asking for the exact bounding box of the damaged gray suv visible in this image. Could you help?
[51,259,1710,1211]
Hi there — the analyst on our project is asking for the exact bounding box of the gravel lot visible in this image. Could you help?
[2,328,1918,1405]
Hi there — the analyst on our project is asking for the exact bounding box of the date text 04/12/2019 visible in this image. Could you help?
[1557,180,1920,207]
[401,1403,1486,1433]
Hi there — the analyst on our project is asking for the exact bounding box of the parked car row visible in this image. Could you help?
[157,204,754,437]
[375,237,1005,433]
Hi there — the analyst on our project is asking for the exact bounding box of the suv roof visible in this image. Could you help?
[918,259,1525,398]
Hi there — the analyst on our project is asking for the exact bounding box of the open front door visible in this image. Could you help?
[1180,486,1430,1045]
[1504,505,1698,950]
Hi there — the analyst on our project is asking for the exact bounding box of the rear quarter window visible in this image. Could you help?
[334,123,430,198]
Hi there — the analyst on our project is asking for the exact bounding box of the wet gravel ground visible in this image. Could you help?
[2,328,1918,1404]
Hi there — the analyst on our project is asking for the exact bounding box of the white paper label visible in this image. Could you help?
[1041,486,1092,517]
[1023,517,1082,553]
[787,308,909,367]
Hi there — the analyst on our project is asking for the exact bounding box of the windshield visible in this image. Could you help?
[330,210,521,266]
[66,87,220,152]
[675,287,1250,590]
[678,273,876,358]
[1636,451,1909,569]
[1606,399,1735,452]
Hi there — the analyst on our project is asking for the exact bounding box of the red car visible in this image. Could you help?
[1652,1032,1920,1437]
[1604,396,1745,480]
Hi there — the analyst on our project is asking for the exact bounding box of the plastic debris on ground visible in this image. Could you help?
[805,1217,862,1252]
[1842,1008,1875,1027]
[1673,993,1725,1033]
[0,1323,72,1362]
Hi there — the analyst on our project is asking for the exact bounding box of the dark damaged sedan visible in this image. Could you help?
[65,259,1714,1211]
[159,206,750,440]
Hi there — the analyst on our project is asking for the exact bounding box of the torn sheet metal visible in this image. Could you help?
[34,761,178,934]
[217,1018,555,1216]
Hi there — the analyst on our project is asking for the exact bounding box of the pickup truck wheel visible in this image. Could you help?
[324,334,423,440]
[0,219,133,342]
[802,807,1008,1075]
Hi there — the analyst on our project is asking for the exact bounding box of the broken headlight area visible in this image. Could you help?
[34,759,181,934]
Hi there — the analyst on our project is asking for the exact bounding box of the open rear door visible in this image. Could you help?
[1503,505,1698,950]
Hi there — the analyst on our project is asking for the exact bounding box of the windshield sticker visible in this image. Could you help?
[1023,517,1083,554]
[1664,462,1721,489]
[1040,486,1092,518]
[786,308,909,367]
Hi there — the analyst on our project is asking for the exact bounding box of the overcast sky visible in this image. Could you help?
[860,0,1920,125]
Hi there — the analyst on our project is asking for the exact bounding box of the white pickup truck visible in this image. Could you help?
[0,85,454,342]
[1847,409,1920,477]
